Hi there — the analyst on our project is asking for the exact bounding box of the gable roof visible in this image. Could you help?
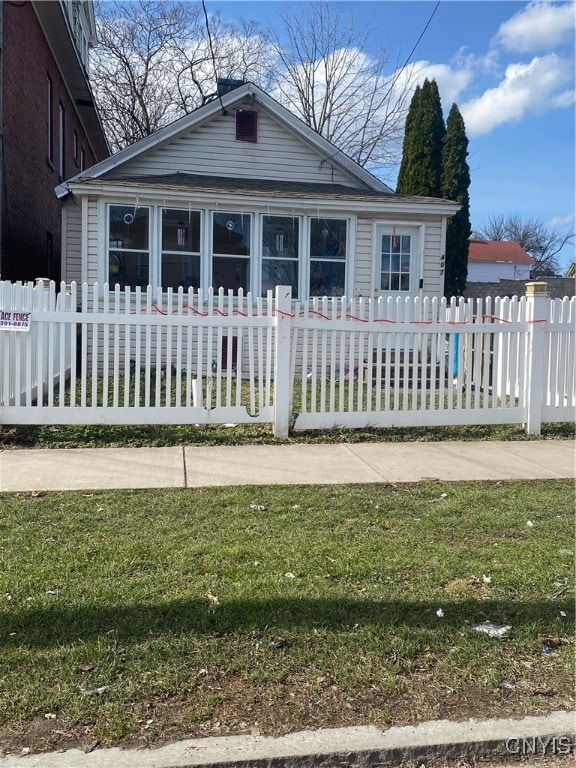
[468,239,534,265]
[64,82,391,193]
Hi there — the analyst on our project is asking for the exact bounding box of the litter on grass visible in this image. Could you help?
[436,608,445,618]
[474,621,511,637]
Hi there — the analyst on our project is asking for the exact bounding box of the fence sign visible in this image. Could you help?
[0,310,31,332]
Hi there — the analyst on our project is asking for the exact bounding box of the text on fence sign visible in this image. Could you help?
[0,310,31,332]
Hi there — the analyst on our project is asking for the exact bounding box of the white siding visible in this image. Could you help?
[421,217,443,297]
[62,199,82,283]
[110,101,361,188]
[86,198,100,283]
[354,217,373,297]
[468,262,532,282]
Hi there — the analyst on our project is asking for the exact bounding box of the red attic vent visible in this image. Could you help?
[236,110,257,142]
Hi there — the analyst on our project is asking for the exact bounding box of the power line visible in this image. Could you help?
[400,1,441,73]
[201,0,228,115]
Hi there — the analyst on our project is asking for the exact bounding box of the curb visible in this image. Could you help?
[1,711,574,768]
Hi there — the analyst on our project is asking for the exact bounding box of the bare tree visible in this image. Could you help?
[90,0,418,175]
[91,0,270,152]
[268,1,420,176]
[474,213,574,277]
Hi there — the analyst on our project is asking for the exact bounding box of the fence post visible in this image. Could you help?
[274,285,293,437]
[524,282,548,435]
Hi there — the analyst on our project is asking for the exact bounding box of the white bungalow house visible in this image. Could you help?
[56,81,459,301]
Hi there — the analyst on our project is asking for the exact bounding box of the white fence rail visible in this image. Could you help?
[1,281,574,436]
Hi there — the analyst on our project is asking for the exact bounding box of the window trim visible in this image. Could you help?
[210,210,253,293]
[308,216,351,298]
[106,203,152,288]
[260,213,302,298]
[159,207,202,290]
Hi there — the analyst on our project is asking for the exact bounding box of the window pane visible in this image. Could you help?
[310,261,345,296]
[109,251,149,288]
[400,273,410,291]
[213,212,251,256]
[109,205,149,250]
[390,273,400,291]
[401,235,411,253]
[262,216,299,259]
[381,273,390,291]
[213,255,249,292]
[400,254,411,273]
[161,254,200,290]
[310,218,346,260]
[262,259,298,297]
[162,209,200,252]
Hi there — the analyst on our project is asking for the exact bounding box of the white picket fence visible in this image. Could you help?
[0,280,574,436]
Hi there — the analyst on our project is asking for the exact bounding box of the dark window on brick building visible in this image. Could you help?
[58,102,65,180]
[235,110,257,142]
[46,75,54,163]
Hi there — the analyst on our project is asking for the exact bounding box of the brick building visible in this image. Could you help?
[0,0,108,283]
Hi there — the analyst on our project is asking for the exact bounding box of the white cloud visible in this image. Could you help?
[548,213,575,228]
[460,54,574,135]
[496,1,575,53]
[393,59,475,110]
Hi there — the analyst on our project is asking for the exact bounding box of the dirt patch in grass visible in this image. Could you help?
[1,667,573,756]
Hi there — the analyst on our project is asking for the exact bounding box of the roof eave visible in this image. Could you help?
[65,179,460,216]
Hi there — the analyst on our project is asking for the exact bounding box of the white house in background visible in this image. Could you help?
[56,81,459,300]
[468,239,534,283]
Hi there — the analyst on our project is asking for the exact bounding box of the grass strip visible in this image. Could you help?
[0,480,573,753]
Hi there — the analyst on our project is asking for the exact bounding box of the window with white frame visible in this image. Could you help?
[161,208,201,290]
[108,204,150,288]
[261,215,300,297]
[309,218,347,296]
[379,231,414,292]
[102,206,354,297]
[212,211,251,292]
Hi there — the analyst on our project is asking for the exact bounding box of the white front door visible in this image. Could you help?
[374,225,421,299]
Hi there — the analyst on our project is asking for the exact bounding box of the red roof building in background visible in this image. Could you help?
[467,238,534,282]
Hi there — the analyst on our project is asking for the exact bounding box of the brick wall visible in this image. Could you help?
[1,2,97,283]
[464,278,576,300]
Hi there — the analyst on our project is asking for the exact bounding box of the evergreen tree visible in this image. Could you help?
[396,84,421,192]
[441,104,471,297]
[396,79,445,197]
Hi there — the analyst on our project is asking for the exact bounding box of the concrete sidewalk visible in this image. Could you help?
[0,711,574,767]
[0,440,574,492]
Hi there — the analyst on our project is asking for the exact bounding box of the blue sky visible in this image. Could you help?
[213,1,575,270]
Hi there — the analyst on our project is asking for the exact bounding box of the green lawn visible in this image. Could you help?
[0,480,573,754]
